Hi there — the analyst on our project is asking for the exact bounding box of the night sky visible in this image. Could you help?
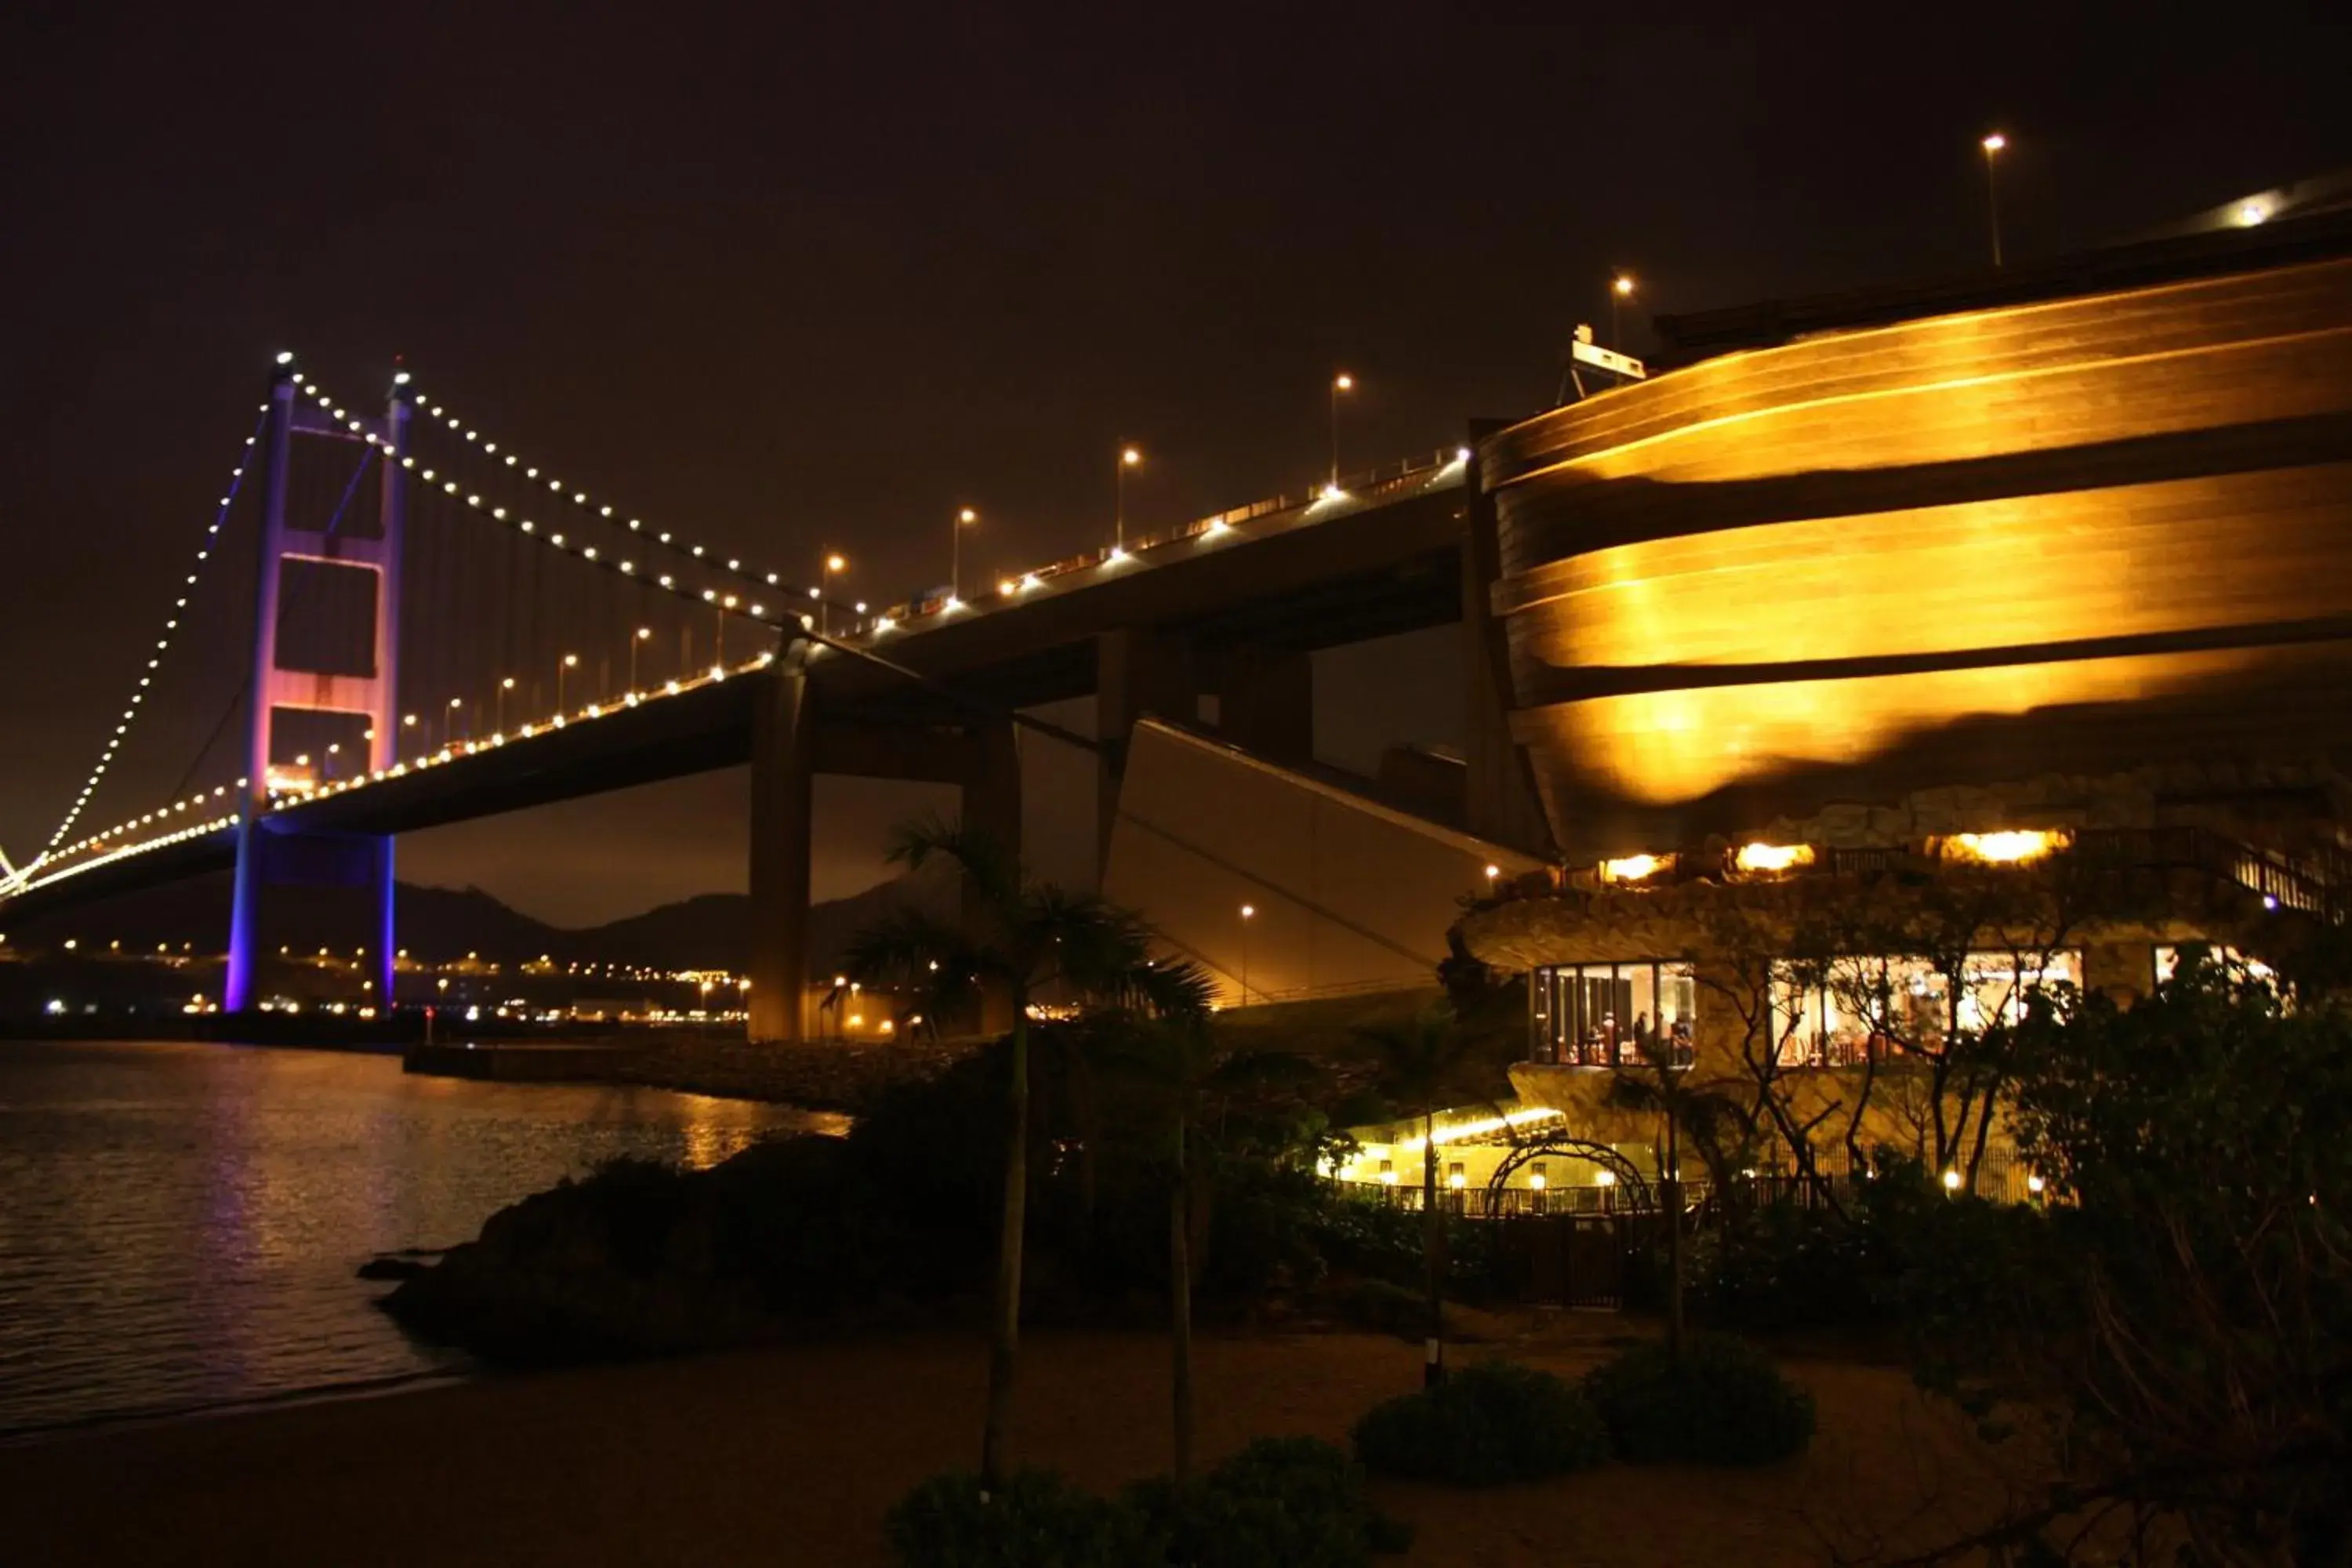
[5,3,2347,925]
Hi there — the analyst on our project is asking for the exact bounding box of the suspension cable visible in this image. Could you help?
[37,401,271,862]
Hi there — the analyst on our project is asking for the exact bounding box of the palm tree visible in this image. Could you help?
[1356,1004,1492,1387]
[1108,1009,1311,1483]
[838,814,1203,1494]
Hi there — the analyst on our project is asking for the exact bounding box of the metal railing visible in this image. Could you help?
[863,448,1465,636]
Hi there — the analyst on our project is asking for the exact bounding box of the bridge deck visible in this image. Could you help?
[5,461,1472,922]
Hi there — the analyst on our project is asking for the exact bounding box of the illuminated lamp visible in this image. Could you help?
[1733,842,1814,875]
[1602,852,1671,884]
[1944,829,2068,865]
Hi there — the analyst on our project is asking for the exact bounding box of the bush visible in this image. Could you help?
[1582,1335,1815,1466]
[1352,1360,1610,1484]
[1683,1200,1883,1332]
[1306,1191,1515,1303]
[884,1468,1144,1568]
[1125,1437,1410,1567]
[1334,1278,1432,1340]
[887,1443,1407,1568]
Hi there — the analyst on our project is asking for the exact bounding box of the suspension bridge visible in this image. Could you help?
[0,358,1540,1038]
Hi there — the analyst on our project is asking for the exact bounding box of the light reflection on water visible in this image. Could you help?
[0,1039,831,1433]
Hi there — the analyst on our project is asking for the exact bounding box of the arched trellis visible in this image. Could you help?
[1487,1137,1656,1211]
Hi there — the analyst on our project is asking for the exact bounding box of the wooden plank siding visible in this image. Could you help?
[1478,255,2352,858]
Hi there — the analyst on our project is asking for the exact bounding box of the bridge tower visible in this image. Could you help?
[223,365,410,1014]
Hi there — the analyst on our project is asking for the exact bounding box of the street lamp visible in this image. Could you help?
[1239,902,1256,1006]
[1115,445,1142,554]
[630,627,652,692]
[1981,132,2007,268]
[447,695,463,748]
[819,554,846,635]
[1610,274,1635,345]
[953,506,977,603]
[1329,373,1353,493]
[496,676,514,735]
[558,652,578,715]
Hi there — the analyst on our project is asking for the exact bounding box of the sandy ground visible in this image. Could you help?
[0,1321,2026,1566]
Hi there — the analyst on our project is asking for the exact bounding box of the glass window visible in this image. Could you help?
[1887,958,1950,1055]
[1771,952,2075,1067]
[1659,964,1697,1065]
[1770,965,1824,1067]
[2155,943,2274,985]
[1530,961,1695,1067]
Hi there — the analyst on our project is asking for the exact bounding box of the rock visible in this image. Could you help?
[358,1255,434,1281]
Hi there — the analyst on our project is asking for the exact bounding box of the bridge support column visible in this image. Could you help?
[1096,626,1195,875]
[748,662,815,1042]
[962,718,1022,1035]
[1461,421,1554,857]
[224,366,298,1014]
[1212,641,1313,764]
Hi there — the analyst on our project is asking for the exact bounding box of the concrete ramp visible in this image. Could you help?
[1103,720,1546,1006]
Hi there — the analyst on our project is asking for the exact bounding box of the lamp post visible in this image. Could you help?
[1610,274,1635,345]
[630,627,651,694]
[401,712,418,761]
[953,506,976,604]
[446,696,463,748]
[1981,132,2007,268]
[1329,373,1353,492]
[1115,445,1142,554]
[819,554,846,635]
[496,677,514,735]
[1239,902,1255,1006]
[557,652,577,716]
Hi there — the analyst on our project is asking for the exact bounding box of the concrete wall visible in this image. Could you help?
[1102,720,1544,1006]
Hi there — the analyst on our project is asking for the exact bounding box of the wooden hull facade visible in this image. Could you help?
[1480,256,2352,859]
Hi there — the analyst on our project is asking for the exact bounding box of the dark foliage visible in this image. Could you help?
[1893,958,2352,1561]
[1305,1190,1514,1303]
[886,1441,1407,1568]
[1331,1277,1432,1340]
[386,1032,1375,1359]
[884,1468,1145,1568]
[1353,1359,1610,1485]
[1123,1438,1410,1568]
[1678,1156,1961,1333]
[1582,1335,1816,1466]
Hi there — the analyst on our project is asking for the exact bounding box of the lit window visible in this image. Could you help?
[1531,960,1695,1069]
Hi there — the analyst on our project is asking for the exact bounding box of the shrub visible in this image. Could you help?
[1125,1437,1410,1567]
[1306,1191,1514,1303]
[1684,1199,1883,1332]
[1352,1360,1610,1484]
[884,1468,1143,1568]
[1582,1334,1815,1466]
[1334,1278,1432,1340]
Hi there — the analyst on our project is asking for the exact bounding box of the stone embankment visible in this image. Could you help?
[614,1034,980,1112]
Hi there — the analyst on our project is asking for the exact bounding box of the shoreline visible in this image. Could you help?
[0,1366,474,1450]
[4,1030,986,1115]
[0,1323,2014,1567]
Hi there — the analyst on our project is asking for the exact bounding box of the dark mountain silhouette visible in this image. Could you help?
[5,867,953,975]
